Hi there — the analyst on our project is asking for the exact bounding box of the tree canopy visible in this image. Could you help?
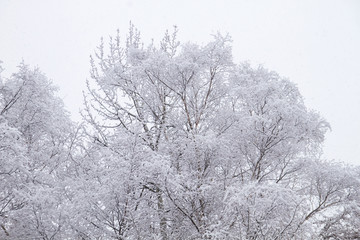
[0,25,359,240]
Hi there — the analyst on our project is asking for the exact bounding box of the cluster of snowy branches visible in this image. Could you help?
[1,25,359,239]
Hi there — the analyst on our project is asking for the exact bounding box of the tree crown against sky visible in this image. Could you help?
[0,24,359,240]
[2,0,360,167]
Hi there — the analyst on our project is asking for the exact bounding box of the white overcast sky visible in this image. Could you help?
[1,0,359,165]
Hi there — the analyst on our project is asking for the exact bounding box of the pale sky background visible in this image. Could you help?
[0,0,359,165]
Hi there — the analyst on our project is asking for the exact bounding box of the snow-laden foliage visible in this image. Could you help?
[0,63,81,239]
[0,26,359,239]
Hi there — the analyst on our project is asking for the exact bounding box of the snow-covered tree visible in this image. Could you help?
[81,25,359,239]
[1,25,358,239]
[0,62,79,239]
